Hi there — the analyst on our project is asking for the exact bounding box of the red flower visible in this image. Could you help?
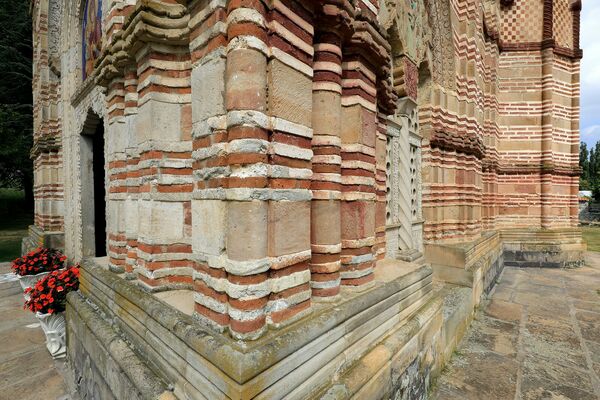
[12,248,66,277]
[24,265,80,315]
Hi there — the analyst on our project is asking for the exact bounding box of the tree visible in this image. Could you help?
[0,0,33,205]
[580,142,590,189]
[580,142,589,179]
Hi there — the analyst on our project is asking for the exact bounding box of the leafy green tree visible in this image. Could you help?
[590,147,596,182]
[0,0,33,205]
[580,142,590,181]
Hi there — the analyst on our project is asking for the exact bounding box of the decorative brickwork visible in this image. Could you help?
[554,0,574,48]
[501,0,544,44]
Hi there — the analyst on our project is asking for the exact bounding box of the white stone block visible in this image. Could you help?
[125,198,139,237]
[192,200,226,256]
[136,101,182,143]
[106,118,130,155]
[138,200,185,243]
[192,55,226,126]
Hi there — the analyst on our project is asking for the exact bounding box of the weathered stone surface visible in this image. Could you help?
[138,201,185,243]
[267,201,310,257]
[268,59,312,126]
[226,201,268,262]
[192,200,226,256]
[136,101,184,143]
[311,200,341,245]
[225,49,267,111]
[484,298,523,323]
[192,54,226,124]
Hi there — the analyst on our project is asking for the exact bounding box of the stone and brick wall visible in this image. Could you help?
[31,0,65,238]
[381,0,582,243]
[496,0,581,230]
[70,0,399,341]
[28,1,585,398]
[28,0,583,334]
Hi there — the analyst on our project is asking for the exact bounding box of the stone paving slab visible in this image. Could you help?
[432,252,600,400]
[0,262,71,400]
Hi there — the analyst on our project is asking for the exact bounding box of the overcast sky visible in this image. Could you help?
[580,2,600,146]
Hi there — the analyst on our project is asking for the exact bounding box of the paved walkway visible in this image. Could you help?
[432,252,600,400]
[0,262,71,400]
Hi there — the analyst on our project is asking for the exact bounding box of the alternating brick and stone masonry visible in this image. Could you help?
[26,0,585,399]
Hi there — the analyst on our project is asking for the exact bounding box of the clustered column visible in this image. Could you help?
[97,0,396,340]
[310,29,343,298]
[340,53,378,287]
[192,0,314,339]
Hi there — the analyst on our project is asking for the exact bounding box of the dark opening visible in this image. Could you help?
[92,120,106,257]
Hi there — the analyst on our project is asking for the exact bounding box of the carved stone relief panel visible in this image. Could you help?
[48,0,63,71]
[381,0,432,66]
[385,121,402,259]
[385,97,424,257]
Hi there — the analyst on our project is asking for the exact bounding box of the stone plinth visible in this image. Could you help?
[501,228,586,268]
[426,231,504,307]
[67,258,438,399]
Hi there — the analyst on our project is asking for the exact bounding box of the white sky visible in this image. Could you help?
[580,2,600,146]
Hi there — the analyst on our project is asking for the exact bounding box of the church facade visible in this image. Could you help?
[28,0,584,398]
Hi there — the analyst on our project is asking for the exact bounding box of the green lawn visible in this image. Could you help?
[0,189,32,262]
[582,226,600,253]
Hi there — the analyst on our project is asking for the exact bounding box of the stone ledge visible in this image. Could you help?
[425,231,500,271]
[436,284,474,363]
[67,291,175,400]
[312,295,444,399]
[76,258,434,399]
[425,231,503,306]
[501,228,586,268]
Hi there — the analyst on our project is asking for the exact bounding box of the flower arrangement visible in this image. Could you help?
[24,266,80,315]
[12,247,66,276]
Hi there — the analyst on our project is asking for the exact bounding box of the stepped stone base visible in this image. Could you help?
[64,228,585,399]
[67,258,440,400]
[501,229,586,268]
[425,231,504,308]
[425,228,585,301]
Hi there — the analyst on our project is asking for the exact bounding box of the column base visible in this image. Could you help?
[67,257,441,399]
[21,225,65,254]
[501,228,586,268]
[424,228,586,307]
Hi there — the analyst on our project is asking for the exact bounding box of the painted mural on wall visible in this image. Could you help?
[82,0,102,80]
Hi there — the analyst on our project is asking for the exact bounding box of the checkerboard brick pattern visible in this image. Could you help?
[501,0,544,43]
[554,0,574,48]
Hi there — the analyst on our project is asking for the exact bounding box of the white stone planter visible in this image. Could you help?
[36,311,66,359]
[17,271,50,300]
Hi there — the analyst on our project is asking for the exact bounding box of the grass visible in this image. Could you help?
[0,188,32,262]
[582,226,600,253]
